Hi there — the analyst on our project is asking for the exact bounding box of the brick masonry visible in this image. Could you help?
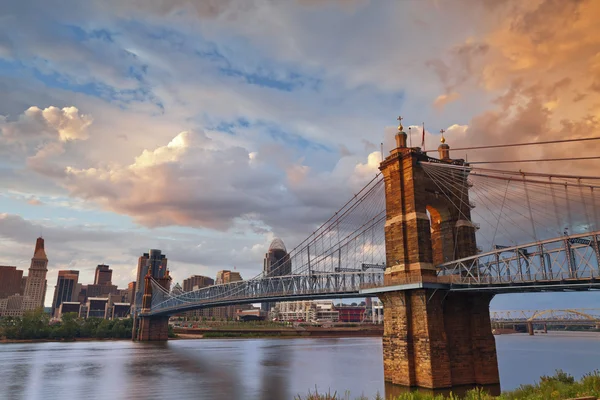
[378,140,500,388]
[136,274,171,341]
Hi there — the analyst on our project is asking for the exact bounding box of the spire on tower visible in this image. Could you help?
[438,129,450,160]
[397,116,404,132]
[33,237,47,260]
[394,116,408,148]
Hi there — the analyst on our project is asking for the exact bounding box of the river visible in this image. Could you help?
[0,332,598,400]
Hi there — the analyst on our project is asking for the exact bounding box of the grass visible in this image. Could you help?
[296,370,600,400]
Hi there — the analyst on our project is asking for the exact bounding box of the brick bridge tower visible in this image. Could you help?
[377,118,499,389]
[133,269,171,341]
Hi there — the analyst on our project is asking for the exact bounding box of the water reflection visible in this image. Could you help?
[0,333,598,399]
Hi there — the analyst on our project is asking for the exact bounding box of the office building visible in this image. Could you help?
[23,237,49,310]
[262,238,291,311]
[127,281,136,305]
[273,300,339,323]
[182,275,215,319]
[94,264,112,285]
[183,275,214,292]
[0,266,23,299]
[135,250,168,306]
[263,238,291,277]
[51,270,80,317]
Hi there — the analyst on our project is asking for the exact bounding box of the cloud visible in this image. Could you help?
[1,106,92,142]
[433,92,460,110]
[48,129,380,235]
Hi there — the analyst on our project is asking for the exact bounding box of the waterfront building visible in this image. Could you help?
[94,264,112,285]
[51,270,80,317]
[262,238,291,312]
[23,237,49,311]
[336,305,366,323]
[86,297,109,318]
[0,266,23,299]
[273,300,339,323]
[57,301,82,319]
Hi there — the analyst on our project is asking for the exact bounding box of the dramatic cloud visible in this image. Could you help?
[0,0,599,311]
[1,106,92,142]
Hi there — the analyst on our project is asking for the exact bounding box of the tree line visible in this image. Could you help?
[0,309,133,340]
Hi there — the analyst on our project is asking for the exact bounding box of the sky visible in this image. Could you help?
[1,0,599,310]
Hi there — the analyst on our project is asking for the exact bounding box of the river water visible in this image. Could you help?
[0,332,598,400]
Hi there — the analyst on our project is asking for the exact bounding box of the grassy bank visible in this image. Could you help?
[297,370,600,400]
[202,331,282,338]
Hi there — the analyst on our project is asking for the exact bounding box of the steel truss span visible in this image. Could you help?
[142,232,600,316]
[437,231,600,292]
[490,309,600,324]
[144,271,384,317]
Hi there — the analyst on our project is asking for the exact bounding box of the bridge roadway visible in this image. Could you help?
[143,231,600,317]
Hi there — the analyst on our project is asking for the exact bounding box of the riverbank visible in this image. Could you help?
[173,325,384,339]
[298,370,600,400]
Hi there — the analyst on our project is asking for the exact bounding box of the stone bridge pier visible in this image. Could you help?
[133,271,171,341]
[377,121,500,389]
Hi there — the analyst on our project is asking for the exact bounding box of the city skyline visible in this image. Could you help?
[1,1,600,311]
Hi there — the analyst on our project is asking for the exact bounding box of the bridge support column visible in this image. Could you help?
[135,273,171,342]
[379,290,498,388]
[138,316,170,341]
[378,124,499,389]
[527,322,534,336]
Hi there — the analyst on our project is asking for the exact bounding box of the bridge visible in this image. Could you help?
[491,308,600,335]
[133,118,600,390]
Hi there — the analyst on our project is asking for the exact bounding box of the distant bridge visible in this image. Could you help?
[491,308,600,325]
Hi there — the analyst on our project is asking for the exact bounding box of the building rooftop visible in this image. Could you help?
[269,238,287,252]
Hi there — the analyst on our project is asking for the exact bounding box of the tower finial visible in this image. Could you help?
[440,129,446,144]
[397,116,404,132]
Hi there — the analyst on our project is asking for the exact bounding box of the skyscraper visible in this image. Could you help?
[51,270,79,317]
[263,238,291,311]
[263,238,291,277]
[134,250,168,306]
[94,264,112,285]
[23,237,49,310]
[0,266,23,299]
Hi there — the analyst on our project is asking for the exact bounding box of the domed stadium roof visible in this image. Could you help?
[269,238,287,252]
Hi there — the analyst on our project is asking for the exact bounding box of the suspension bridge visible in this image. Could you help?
[133,118,600,390]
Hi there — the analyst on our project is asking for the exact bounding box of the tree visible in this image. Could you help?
[59,312,79,340]
[95,319,112,338]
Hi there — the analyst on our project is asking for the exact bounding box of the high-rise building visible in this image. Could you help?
[183,275,214,292]
[134,250,168,309]
[263,238,291,277]
[94,264,112,286]
[262,238,291,311]
[223,270,242,283]
[135,250,167,292]
[23,237,49,310]
[182,275,214,319]
[51,270,80,317]
[0,266,23,299]
[127,281,136,305]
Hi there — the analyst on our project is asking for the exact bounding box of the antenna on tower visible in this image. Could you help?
[408,127,412,147]
[380,142,384,159]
